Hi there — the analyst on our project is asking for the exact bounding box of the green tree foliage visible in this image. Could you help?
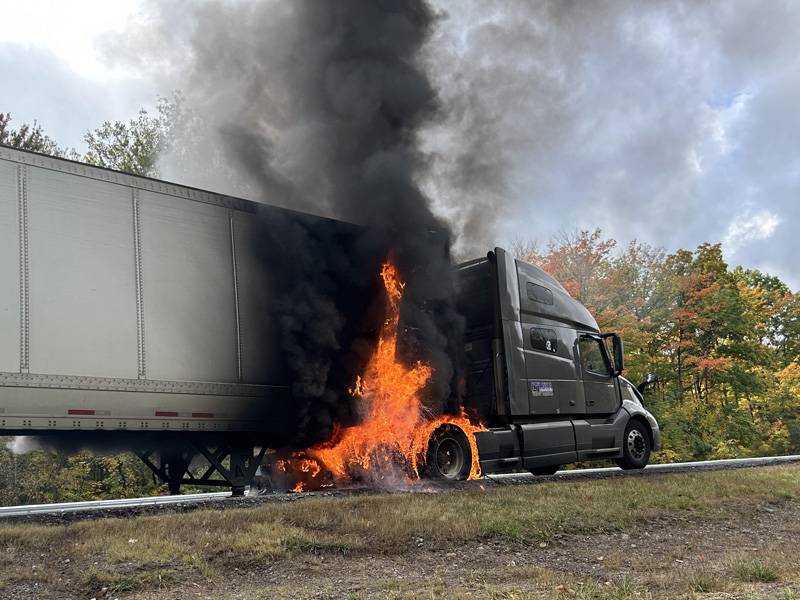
[83,93,191,177]
[0,438,162,505]
[2,94,191,178]
[0,113,78,158]
[519,230,800,463]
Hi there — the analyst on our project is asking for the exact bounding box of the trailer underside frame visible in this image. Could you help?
[136,442,266,496]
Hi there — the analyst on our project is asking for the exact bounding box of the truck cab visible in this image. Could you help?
[454,248,661,476]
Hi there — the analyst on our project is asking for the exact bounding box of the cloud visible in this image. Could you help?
[0,43,154,152]
[4,0,798,289]
[0,0,144,80]
[723,210,782,255]
[420,0,800,288]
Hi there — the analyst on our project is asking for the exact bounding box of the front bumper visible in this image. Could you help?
[651,423,662,452]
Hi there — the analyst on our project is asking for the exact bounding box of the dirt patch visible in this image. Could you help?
[103,501,798,599]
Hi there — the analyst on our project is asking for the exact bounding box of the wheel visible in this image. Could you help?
[615,420,651,470]
[425,425,472,481]
[530,465,560,476]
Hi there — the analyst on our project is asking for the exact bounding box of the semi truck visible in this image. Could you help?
[0,145,660,494]
[446,251,661,479]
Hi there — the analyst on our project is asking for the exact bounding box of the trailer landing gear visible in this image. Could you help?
[136,442,266,496]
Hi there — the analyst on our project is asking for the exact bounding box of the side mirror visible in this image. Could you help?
[637,373,658,395]
[611,334,624,375]
[601,332,625,375]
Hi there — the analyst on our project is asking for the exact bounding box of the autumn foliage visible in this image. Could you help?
[514,230,800,461]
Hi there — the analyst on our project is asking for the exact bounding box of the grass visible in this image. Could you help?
[367,574,653,600]
[83,567,180,595]
[325,570,654,600]
[4,465,798,560]
[686,570,721,593]
[729,558,780,583]
[0,464,797,597]
[0,564,55,591]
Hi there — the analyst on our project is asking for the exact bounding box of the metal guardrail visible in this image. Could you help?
[0,491,231,518]
[489,454,800,480]
[1,455,798,519]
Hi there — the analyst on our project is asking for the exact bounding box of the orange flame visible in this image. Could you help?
[286,261,484,489]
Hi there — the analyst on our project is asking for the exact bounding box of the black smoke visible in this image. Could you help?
[169,0,466,444]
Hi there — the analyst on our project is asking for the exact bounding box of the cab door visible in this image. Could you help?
[577,335,619,414]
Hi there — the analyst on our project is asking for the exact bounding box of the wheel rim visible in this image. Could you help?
[435,437,465,479]
[627,428,647,461]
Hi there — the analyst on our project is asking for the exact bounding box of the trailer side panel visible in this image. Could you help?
[0,161,19,373]
[27,166,139,378]
[0,146,295,435]
[139,190,238,383]
[233,214,285,385]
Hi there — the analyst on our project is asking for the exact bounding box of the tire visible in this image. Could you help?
[425,425,472,481]
[530,465,560,476]
[615,420,651,470]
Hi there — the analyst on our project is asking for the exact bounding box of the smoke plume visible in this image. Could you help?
[126,0,467,444]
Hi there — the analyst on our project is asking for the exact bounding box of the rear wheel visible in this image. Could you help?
[615,420,651,470]
[425,425,472,481]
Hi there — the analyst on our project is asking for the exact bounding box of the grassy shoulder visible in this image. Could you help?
[0,464,798,598]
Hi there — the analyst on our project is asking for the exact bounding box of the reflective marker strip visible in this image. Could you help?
[66,410,215,418]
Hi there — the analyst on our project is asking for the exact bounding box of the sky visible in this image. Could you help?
[0,0,151,150]
[0,0,797,289]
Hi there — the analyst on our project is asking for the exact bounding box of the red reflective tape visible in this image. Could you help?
[155,411,179,417]
[68,409,95,416]
[191,412,213,418]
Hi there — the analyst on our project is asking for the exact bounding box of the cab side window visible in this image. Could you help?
[578,337,611,377]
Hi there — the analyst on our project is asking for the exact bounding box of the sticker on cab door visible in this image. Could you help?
[529,381,554,396]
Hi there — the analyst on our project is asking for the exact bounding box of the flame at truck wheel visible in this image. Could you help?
[284,261,484,491]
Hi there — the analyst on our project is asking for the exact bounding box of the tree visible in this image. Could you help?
[0,112,78,158]
[0,437,162,505]
[83,93,192,177]
[513,229,799,463]
[538,229,617,305]
[3,93,195,178]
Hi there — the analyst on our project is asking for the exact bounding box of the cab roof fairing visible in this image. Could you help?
[478,248,599,334]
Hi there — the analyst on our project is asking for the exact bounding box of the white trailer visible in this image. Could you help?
[0,145,301,435]
[0,146,347,492]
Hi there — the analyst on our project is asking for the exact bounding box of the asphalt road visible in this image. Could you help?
[1,454,798,519]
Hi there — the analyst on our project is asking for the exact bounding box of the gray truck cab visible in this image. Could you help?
[455,247,661,476]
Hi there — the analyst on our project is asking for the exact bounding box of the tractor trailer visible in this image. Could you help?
[0,145,660,493]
